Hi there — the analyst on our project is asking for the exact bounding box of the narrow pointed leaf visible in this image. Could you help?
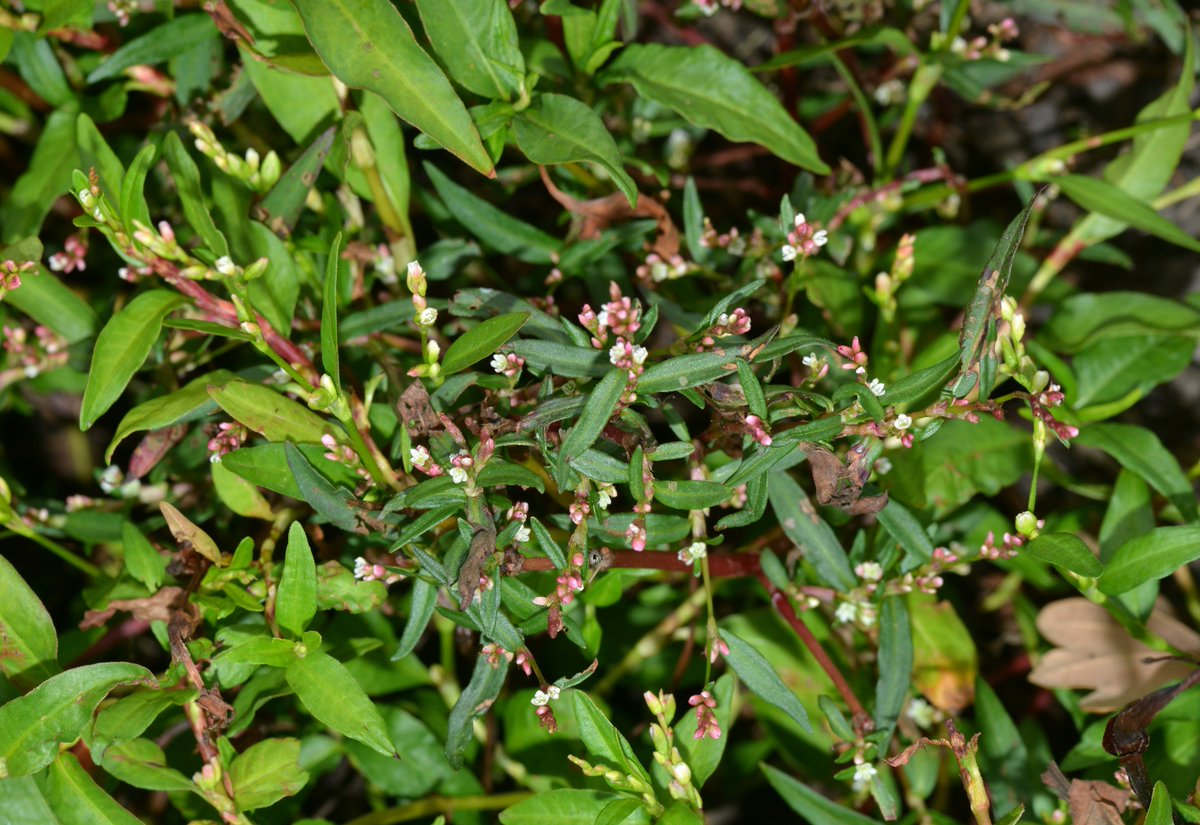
[722,629,812,732]
[441,312,530,375]
[276,522,318,637]
[286,647,395,757]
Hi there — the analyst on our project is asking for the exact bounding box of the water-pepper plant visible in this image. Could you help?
[1,0,1199,823]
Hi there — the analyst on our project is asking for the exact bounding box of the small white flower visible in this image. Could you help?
[894,413,913,430]
[812,229,829,247]
[596,309,610,329]
[93,207,103,221]
[410,446,431,467]
[531,690,550,707]
[780,244,798,262]
[907,697,936,728]
[514,526,531,544]
[855,366,867,376]
[802,353,821,369]
[631,345,648,365]
[418,307,438,326]
[867,378,886,397]
[449,466,468,485]
[856,561,883,582]
[547,685,561,701]
[490,353,508,373]
[858,604,877,627]
[426,340,440,360]
[608,342,626,366]
[874,457,893,475]
[214,256,237,276]
[717,313,730,326]
[794,213,808,228]
[852,761,877,791]
[597,483,616,510]
[678,541,708,564]
[353,557,370,580]
[834,601,858,624]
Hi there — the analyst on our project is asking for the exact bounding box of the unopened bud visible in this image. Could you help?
[672,762,692,785]
[260,151,281,189]
[1015,511,1039,538]
[243,258,269,280]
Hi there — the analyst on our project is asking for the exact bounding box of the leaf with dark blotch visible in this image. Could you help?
[457,516,496,609]
[1042,763,1127,825]
[255,127,335,235]
[804,446,888,515]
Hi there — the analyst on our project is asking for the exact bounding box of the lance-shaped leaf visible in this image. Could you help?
[45,752,144,825]
[768,472,855,591]
[284,442,359,532]
[722,629,812,733]
[441,312,529,376]
[276,522,318,637]
[208,381,332,445]
[286,643,396,758]
[159,501,224,566]
[321,233,343,391]
[414,0,524,101]
[558,368,626,481]
[106,369,233,461]
[0,555,58,690]
[292,0,492,175]
[255,127,336,235]
[445,654,509,769]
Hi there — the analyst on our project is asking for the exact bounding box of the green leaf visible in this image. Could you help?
[512,93,637,207]
[9,34,73,108]
[80,290,186,430]
[445,654,509,769]
[476,460,546,492]
[1,258,98,346]
[559,368,626,470]
[221,443,362,498]
[212,462,275,520]
[762,763,882,825]
[1072,335,1193,409]
[91,689,196,763]
[499,789,622,825]
[45,753,142,825]
[1099,526,1200,595]
[530,517,567,569]
[722,629,812,733]
[415,0,524,100]
[653,479,730,510]
[571,690,653,786]
[768,472,855,590]
[276,522,318,637]
[229,738,309,811]
[292,0,493,175]
[119,143,156,231]
[1039,292,1200,352]
[0,555,58,691]
[873,597,912,746]
[162,130,229,256]
[1075,423,1197,522]
[97,738,194,793]
[638,350,738,395]
[256,126,336,235]
[1023,533,1103,578]
[974,678,1029,817]
[1056,174,1200,254]
[321,232,343,390]
[284,442,359,532]
[87,15,218,82]
[394,578,438,661]
[442,312,530,375]
[424,163,560,264]
[208,380,333,444]
[0,662,153,778]
[121,521,165,591]
[602,44,828,173]
[285,646,396,757]
[1146,781,1174,825]
[1,111,78,244]
[880,353,959,407]
[510,339,608,377]
[877,499,934,571]
[76,113,125,206]
[0,775,60,825]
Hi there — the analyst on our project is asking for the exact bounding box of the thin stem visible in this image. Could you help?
[830,52,883,178]
[5,527,102,577]
[342,792,535,825]
[593,587,708,696]
[884,62,942,178]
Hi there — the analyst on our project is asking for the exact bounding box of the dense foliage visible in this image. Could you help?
[1,1,1199,823]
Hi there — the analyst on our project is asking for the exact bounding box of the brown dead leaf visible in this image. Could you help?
[1028,597,1200,712]
[397,381,440,439]
[80,587,191,630]
[160,501,225,566]
[538,166,679,259]
[1042,762,1128,825]
[804,447,888,515]
[128,424,188,480]
[458,519,496,610]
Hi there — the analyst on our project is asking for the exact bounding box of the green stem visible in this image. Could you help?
[830,54,884,178]
[884,62,942,178]
[593,587,708,696]
[342,792,534,825]
[4,527,102,577]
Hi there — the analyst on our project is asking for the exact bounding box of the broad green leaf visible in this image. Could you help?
[45,753,142,825]
[1023,533,1103,578]
[762,763,882,825]
[559,368,626,470]
[162,131,229,256]
[873,597,912,746]
[974,678,1029,817]
[425,163,560,264]
[284,442,359,532]
[499,789,623,825]
[877,499,934,571]
[106,369,234,463]
[276,522,318,637]
[80,290,186,430]
[159,501,223,565]
[512,93,637,207]
[229,738,309,811]
[241,53,338,145]
[255,126,336,234]
[286,646,396,757]
[212,462,274,521]
[91,687,196,762]
[602,44,828,173]
[1099,526,1200,595]
[344,707,450,797]
[292,0,492,175]
[9,34,73,108]
[322,232,343,390]
[768,472,855,590]
[722,629,812,732]
[530,517,567,569]
[213,637,298,668]
[393,578,438,661]
[476,460,545,492]
[1,111,78,244]
[121,521,165,591]
[221,443,362,498]
[571,690,653,787]
[87,15,218,82]
[1040,292,1200,352]
[1099,471,1158,617]
[879,353,959,407]
[415,0,524,100]
[0,662,153,778]
[510,339,608,377]
[1,259,98,345]
[0,774,58,825]
[208,380,332,444]
[445,654,509,769]
[97,739,194,793]
[442,312,530,375]
[638,350,739,395]
[653,479,731,510]
[1146,781,1174,825]
[1072,335,1192,410]
[0,555,58,690]
[1056,174,1200,254]
[570,449,628,483]
[1075,423,1197,522]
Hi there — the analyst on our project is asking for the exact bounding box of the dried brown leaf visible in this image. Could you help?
[80,587,190,630]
